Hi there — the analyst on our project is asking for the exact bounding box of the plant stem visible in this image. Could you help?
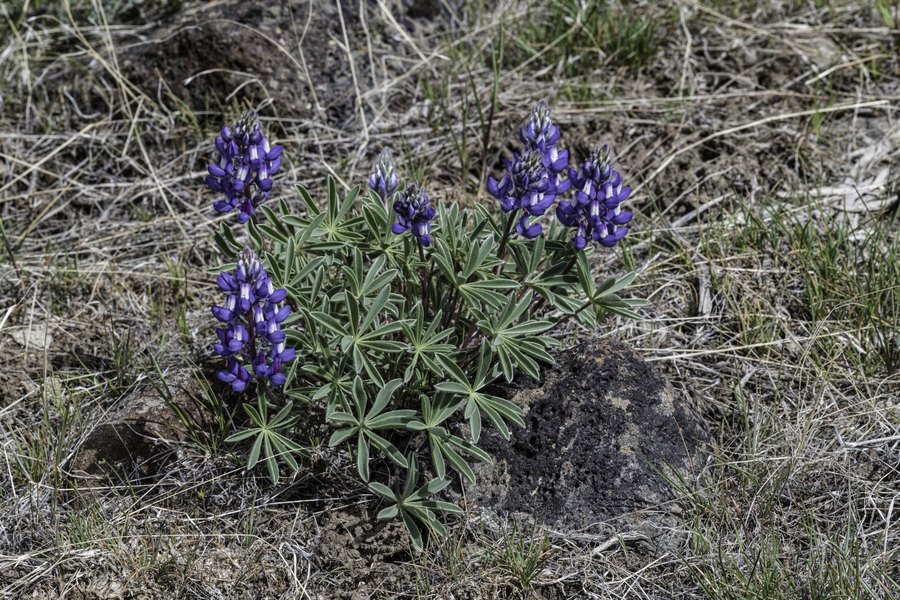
[549,298,593,332]
[495,210,517,270]
[459,320,478,351]
[418,242,429,315]
[563,252,579,276]
[261,382,285,406]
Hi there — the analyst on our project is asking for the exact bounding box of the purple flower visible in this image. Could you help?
[391,183,436,247]
[556,144,633,249]
[486,102,571,240]
[206,111,283,224]
[487,150,563,239]
[519,100,569,187]
[216,358,252,393]
[214,323,250,358]
[211,249,295,391]
[369,148,400,206]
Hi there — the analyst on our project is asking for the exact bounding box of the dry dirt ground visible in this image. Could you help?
[1,0,900,598]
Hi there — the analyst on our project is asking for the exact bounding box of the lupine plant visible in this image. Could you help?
[204,105,647,549]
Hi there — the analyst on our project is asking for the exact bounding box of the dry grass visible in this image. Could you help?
[1,0,899,597]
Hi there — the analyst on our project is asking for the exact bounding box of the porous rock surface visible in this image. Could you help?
[68,369,212,481]
[470,339,711,546]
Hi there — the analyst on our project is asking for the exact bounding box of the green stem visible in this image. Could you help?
[495,209,518,273]
[261,381,285,407]
[562,251,579,276]
[549,298,593,332]
[418,242,430,316]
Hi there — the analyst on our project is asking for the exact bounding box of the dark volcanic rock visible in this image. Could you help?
[471,339,711,543]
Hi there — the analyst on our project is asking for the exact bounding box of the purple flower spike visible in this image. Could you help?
[486,102,570,239]
[519,101,569,188]
[391,182,435,247]
[205,110,283,224]
[369,147,401,206]
[556,144,633,250]
[210,248,296,392]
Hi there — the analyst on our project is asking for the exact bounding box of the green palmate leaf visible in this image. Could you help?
[225,427,257,443]
[434,354,524,442]
[377,505,399,519]
[407,394,486,483]
[458,279,518,309]
[354,347,385,387]
[362,191,390,234]
[473,203,502,238]
[258,205,289,237]
[370,454,462,550]
[367,431,407,468]
[328,411,358,425]
[264,436,278,482]
[284,235,296,281]
[432,436,475,482]
[462,237,495,279]
[351,376,367,417]
[497,342,537,380]
[401,511,424,549]
[435,354,470,387]
[504,320,553,336]
[496,348,515,383]
[248,433,264,470]
[295,212,328,246]
[360,286,390,335]
[431,243,456,281]
[310,311,349,337]
[291,256,326,287]
[265,252,284,287]
[366,410,418,430]
[371,378,403,416]
[434,382,472,396]
[226,397,309,484]
[599,303,644,320]
[401,306,454,382]
[327,377,412,480]
[369,481,397,501]
[345,293,360,336]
